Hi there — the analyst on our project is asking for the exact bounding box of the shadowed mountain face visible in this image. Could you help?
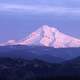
[0,45,80,63]
[0,45,64,63]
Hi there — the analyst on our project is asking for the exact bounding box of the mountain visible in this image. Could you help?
[55,56,80,76]
[0,40,16,46]
[0,45,80,62]
[0,45,65,63]
[0,25,80,48]
[17,25,80,48]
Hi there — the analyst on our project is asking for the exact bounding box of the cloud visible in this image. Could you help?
[0,3,80,16]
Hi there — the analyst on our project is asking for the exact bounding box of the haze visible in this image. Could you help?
[0,0,80,42]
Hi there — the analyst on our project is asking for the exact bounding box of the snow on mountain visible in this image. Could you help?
[18,25,80,48]
[0,40,16,46]
[0,25,80,48]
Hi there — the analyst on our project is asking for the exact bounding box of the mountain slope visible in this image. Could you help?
[55,56,80,76]
[0,25,80,48]
[18,25,80,48]
[0,45,65,63]
[0,45,80,62]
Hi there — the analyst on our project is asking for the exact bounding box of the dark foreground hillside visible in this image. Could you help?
[0,57,80,80]
[0,46,80,80]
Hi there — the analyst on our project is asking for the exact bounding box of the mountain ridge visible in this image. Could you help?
[0,25,80,48]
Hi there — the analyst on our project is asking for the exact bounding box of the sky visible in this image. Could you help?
[0,0,80,42]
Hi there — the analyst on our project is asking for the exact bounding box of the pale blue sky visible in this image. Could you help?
[0,0,80,42]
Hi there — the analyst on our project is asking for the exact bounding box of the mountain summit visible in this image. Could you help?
[18,25,80,48]
[18,25,58,46]
[1,25,80,48]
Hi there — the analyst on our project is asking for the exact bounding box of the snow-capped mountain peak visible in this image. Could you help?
[0,25,80,48]
[42,25,58,32]
[18,25,58,46]
[18,25,80,48]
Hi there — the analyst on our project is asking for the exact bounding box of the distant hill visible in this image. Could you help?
[0,45,80,63]
[55,56,80,76]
